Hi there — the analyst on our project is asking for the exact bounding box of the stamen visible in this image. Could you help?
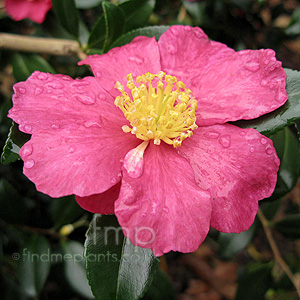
[115,72,198,148]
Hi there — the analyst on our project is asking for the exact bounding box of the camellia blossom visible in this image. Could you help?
[5,0,52,24]
[8,26,287,256]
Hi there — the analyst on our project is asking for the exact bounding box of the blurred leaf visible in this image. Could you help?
[52,195,84,229]
[111,25,170,48]
[88,2,125,51]
[218,223,256,260]
[61,240,94,299]
[11,53,55,82]
[85,214,160,300]
[75,0,103,9]
[119,0,155,32]
[235,263,273,300]
[183,0,206,24]
[274,214,300,238]
[142,269,175,300]
[285,8,300,35]
[237,69,300,136]
[52,0,79,38]
[0,272,29,300]
[269,127,300,200]
[79,21,90,45]
[18,235,51,298]
[1,122,30,165]
[0,179,32,224]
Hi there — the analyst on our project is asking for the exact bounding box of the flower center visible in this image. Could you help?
[114,72,198,148]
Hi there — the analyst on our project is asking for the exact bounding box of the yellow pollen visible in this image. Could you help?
[114,72,198,148]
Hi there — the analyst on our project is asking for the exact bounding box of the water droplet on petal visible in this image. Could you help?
[51,124,60,129]
[276,89,287,103]
[37,73,48,80]
[271,57,276,62]
[18,87,26,94]
[128,56,144,65]
[110,178,117,185]
[266,147,273,155]
[74,94,96,105]
[244,61,260,72]
[264,59,270,65]
[250,147,255,153]
[21,144,33,157]
[20,124,32,133]
[35,87,43,95]
[260,138,267,145]
[267,49,274,56]
[24,159,35,169]
[270,66,275,71]
[68,146,75,153]
[269,84,274,89]
[193,28,203,38]
[219,135,231,148]
[170,27,179,36]
[167,45,177,55]
[95,72,102,78]
[98,93,106,101]
[163,207,169,214]
[260,79,268,87]
[84,121,101,128]
[204,131,220,139]
[47,81,64,89]
[240,131,246,136]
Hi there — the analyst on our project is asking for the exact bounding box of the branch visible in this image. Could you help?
[0,33,87,60]
[258,209,300,297]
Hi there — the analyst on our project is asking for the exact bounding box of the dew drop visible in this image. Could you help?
[163,207,169,214]
[110,178,117,185]
[128,56,144,65]
[98,93,106,101]
[250,147,255,153]
[260,79,268,87]
[18,87,26,94]
[204,131,220,139]
[68,146,75,153]
[35,87,43,95]
[20,124,32,133]
[267,49,274,56]
[270,57,276,62]
[21,144,33,157]
[51,124,60,129]
[219,135,231,148]
[270,66,275,71]
[24,159,35,169]
[264,59,270,65]
[193,28,203,38]
[260,137,267,144]
[37,73,48,80]
[84,120,101,128]
[170,27,179,36]
[266,147,273,155]
[240,131,246,136]
[244,61,260,72]
[95,72,102,78]
[269,84,274,89]
[167,45,177,55]
[74,94,96,105]
[47,81,64,89]
[276,89,287,103]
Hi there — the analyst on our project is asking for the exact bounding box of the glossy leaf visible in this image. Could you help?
[18,235,51,298]
[1,122,30,165]
[237,69,300,136]
[0,179,32,224]
[75,0,103,9]
[218,223,256,260]
[11,53,55,82]
[235,263,273,300]
[274,214,300,239]
[88,2,125,51]
[119,0,155,32]
[61,240,94,299]
[52,0,79,38]
[85,214,160,300]
[111,25,170,49]
[52,195,84,229]
[269,127,300,200]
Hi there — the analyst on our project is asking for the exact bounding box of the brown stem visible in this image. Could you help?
[258,209,300,297]
[0,33,87,60]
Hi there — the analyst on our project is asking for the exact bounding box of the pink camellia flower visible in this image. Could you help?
[8,26,287,256]
[5,0,52,24]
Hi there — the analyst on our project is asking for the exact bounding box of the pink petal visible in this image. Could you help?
[115,142,211,256]
[5,0,52,23]
[19,124,139,198]
[158,25,287,125]
[75,182,121,214]
[8,72,125,134]
[178,124,280,233]
[79,37,161,97]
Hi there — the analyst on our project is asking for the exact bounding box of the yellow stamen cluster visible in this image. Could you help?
[114,72,198,148]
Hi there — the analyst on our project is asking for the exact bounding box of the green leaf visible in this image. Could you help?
[218,223,256,260]
[51,195,84,229]
[269,127,300,200]
[235,263,273,300]
[75,0,103,9]
[52,0,79,38]
[18,235,51,298]
[142,269,175,300]
[85,214,160,300]
[285,8,300,35]
[1,122,30,165]
[61,240,94,299]
[11,53,55,82]
[88,2,125,51]
[111,25,170,49]
[0,272,29,300]
[0,179,32,224]
[273,214,300,239]
[119,0,155,32]
[236,69,300,136]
